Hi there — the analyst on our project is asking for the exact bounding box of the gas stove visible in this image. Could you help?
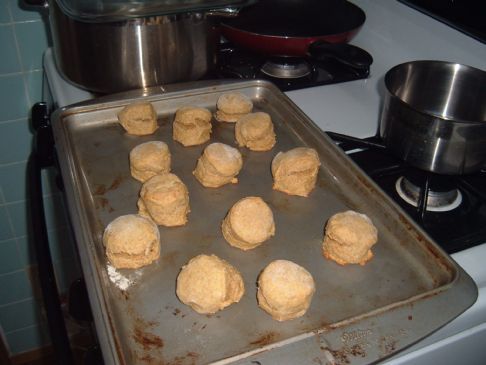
[42,0,486,364]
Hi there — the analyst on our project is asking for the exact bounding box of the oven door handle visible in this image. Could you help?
[29,102,74,365]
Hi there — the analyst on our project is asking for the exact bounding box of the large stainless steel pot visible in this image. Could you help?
[28,0,245,93]
[380,61,486,175]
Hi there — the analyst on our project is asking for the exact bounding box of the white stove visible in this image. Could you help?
[44,0,486,363]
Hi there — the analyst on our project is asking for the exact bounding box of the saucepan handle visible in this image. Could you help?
[308,41,373,70]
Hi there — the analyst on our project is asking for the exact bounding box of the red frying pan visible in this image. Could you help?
[221,0,372,69]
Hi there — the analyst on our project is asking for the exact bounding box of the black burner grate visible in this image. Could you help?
[327,132,486,253]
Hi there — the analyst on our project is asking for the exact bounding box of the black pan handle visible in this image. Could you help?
[308,41,373,70]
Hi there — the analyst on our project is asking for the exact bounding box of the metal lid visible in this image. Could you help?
[55,0,257,22]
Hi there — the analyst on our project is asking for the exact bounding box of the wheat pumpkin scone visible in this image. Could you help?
[322,210,378,266]
[129,141,171,182]
[117,102,158,135]
[138,173,190,227]
[193,142,243,188]
[235,112,276,151]
[257,260,315,321]
[271,147,321,197]
[176,254,245,314]
[222,196,275,250]
[173,106,212,146]
[103,214,160,269]
[214,92,253,123]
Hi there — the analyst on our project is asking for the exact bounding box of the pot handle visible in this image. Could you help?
[308,41,373,70]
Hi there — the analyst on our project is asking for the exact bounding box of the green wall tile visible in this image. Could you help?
[5,323,50,354]
[0,161,27,203]
[0,270,33,305]
[0,24,21,73]
[0,0,11,23]
[0,204,14,241]
[6,193,68,237]
[14,20,49,71]
[16,235,36,266]
[0,238,22,274]
[8,0,43,22]
[0,119,32,164]
[0,298,44,332]
[0,74,29,120]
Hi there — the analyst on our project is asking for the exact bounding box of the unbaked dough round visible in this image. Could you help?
[173,106,212,146]
[235,112,276,151]
[103,214,160,269]
[222,196,275,250]
[137,173,190,227]
[215,92,253,123]
[176,254,245,314]
[257,260,315,321]
[322,210,378,266]
[271,147,321,197]
[129,141,171,183]
[193,142,243,188]
[117,102,158,136]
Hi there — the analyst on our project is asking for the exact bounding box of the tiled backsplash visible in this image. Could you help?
[0,0,80,356]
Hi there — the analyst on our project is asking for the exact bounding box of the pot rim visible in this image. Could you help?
[384,60,486,125]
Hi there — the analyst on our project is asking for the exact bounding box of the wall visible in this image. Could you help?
[0,0,79,356]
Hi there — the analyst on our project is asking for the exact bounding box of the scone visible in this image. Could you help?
[176,254,245,314]
[138,173,190,227]
[129,141,171,182]
[117,102,158,136]
[193,142,243,188]
[271,147,321,197]
[322,210,378,266]
[173,106,212,146]
[222,196,275,250]
[235,112,276,151]
[103,214,160,269]
[215,92,253,123]
[257,260,315,321]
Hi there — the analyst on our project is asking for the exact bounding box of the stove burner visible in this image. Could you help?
[216,42,370,91]
[260,58,312,79]
[395,176,462,212]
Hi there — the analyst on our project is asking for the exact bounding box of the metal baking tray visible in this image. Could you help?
[52,80,477,365]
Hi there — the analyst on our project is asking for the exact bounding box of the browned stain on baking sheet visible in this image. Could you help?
[165,351,200,365]
[133,327,164,351]
[323,344,367,365]
[379,336,397,356]
[95,197,114,212]
[108,175,123,190]
[249,332,278,346]
[94,175,124,196]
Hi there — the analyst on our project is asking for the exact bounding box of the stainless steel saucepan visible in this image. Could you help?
[380,60,486,175]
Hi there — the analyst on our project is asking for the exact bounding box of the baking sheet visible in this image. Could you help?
[53,80,477,365]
